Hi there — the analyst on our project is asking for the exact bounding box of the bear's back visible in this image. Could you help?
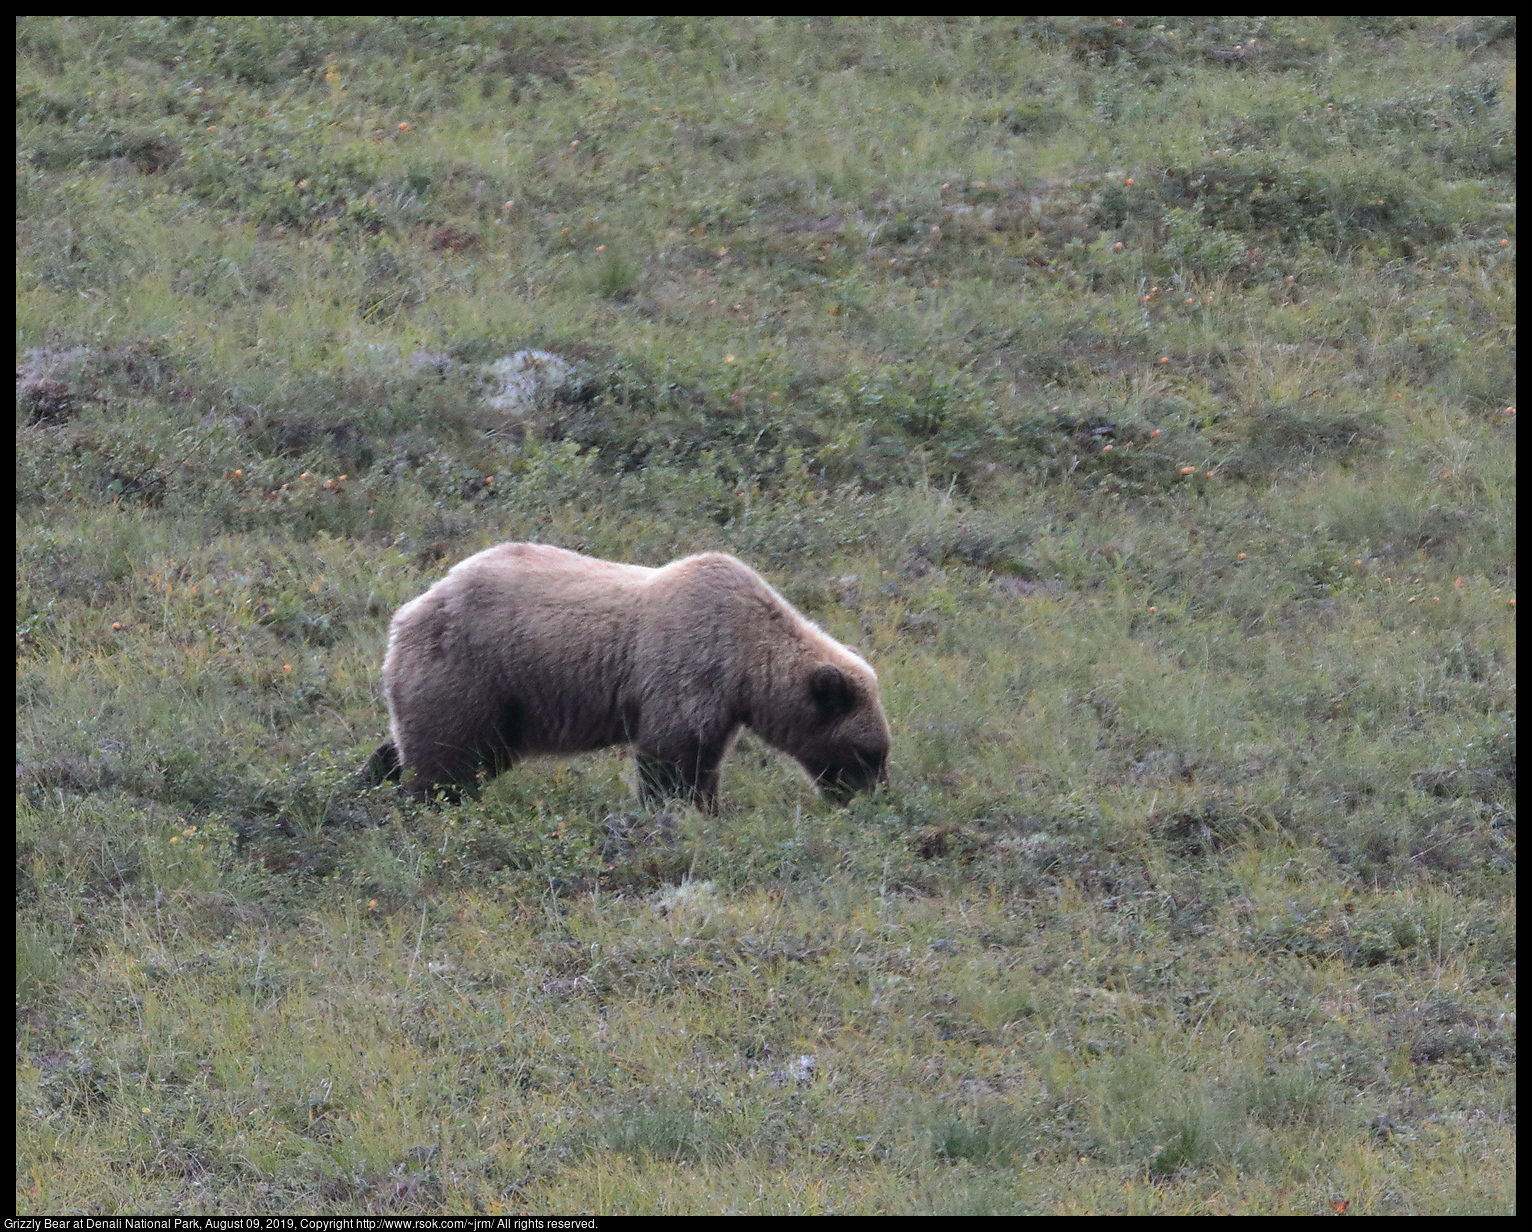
[453,541,657,591]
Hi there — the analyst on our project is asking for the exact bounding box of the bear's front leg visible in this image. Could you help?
[635,739,725,813]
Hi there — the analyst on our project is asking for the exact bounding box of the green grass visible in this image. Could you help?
[16,16,1515,1215]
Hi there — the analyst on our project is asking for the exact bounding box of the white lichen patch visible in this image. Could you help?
[483,350,573,415]
[650,878,722,918]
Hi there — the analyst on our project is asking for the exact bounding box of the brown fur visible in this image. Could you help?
[374,543,890,809]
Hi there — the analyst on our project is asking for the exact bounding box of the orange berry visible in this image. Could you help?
[1152,429,1160,435]
[397,122,411,131]
[596,245,606,252]
[1238,553,1246,560]
[1125,178,1134,186]
[112,622,122,630]
[1180,466,1195,475]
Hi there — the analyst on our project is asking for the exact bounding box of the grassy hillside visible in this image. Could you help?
[16,17,1515,1214]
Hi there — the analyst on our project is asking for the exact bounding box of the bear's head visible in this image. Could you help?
[796,662,890,802]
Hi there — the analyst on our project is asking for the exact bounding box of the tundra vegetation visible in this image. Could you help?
[16,17,1515,1215]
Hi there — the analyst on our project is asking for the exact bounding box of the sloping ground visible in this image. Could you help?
[16,17,1514,1214]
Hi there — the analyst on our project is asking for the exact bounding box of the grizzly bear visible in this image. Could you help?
[368,543,890,810]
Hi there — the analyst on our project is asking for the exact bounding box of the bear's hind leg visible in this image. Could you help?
[360,740,403,788]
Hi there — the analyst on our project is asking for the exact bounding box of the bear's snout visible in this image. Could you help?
[810,741,889,803]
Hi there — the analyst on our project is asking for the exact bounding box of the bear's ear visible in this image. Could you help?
[809,664,856,716]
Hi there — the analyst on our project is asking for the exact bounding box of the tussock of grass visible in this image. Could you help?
[17,16,1515,1216]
